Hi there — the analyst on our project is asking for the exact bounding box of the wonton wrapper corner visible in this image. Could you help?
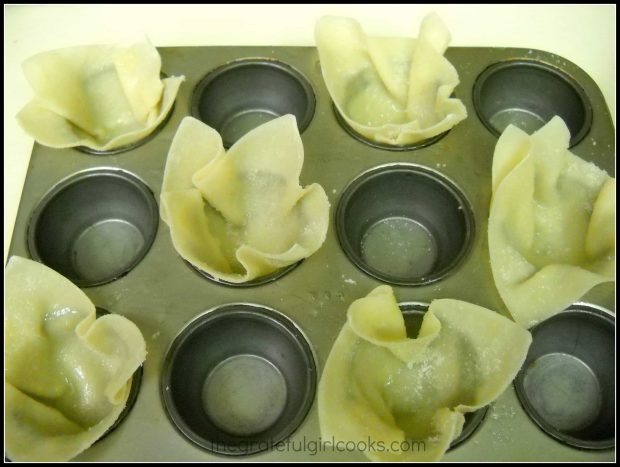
[16,38,184,151]
[489,116,615,328]
[5,256,147,462]
[318,285,531,462]
[315,13,467,146]
[161,115,330,283]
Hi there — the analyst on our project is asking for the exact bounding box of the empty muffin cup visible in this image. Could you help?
[336,164,474,286]
[28,168,159,287]
[185,259,301,288]
[161,304,316,456]
[191,59,315,148]
[333,104,450,151]
[400,302,488,448]
[473,60,592,146]
[514,303,615,450]
[96,307,143,441]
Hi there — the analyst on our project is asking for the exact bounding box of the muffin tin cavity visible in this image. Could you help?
[161,304,316,456]
[400,302,488,449]
[191,59,315,148]
[514,303,615,450]
[336,164,474,286]
[473,60,592,147]
[28,168,158,287]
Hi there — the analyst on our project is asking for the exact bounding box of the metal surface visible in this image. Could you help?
[473,60,593,147]
[7,46,615,461]
[191,59,316,148]
[514,303,615,450]
[27,168,159,287]
[160,303,316,456]
[336,163,474,286]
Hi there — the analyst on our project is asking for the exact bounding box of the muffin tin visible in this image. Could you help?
[28,169,159,287]
[7,45,615,461]
[161,303,316,456]
[514,303,615,450]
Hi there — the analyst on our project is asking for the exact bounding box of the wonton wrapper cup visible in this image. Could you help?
[160,114,330,284]
[5,256,147,462]
[315,13,467,147]
[16,39,184,152]
[318,286,531,462]
[488,116,615,328]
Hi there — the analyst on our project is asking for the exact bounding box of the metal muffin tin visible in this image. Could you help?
[7,46,615,461]
[514,303,615,450]
[161,303,317,456]
[336,163,475,286]
[28,168,159,287]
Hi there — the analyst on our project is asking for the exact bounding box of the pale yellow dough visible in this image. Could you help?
[17,39,184,151]
[161,115,330,283]
[5,257,147,461]
[318,286,531,462]
[315,13,467,146]
[489,116,615,328]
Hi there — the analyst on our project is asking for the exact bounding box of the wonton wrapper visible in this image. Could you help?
[315,13,467,146]
[17,39,184,151]
[319,286,531,462]
[160,115,329,283]
[489,117,615,328]
[5,256,147,461]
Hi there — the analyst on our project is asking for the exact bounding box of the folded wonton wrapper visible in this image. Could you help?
[17,39,184,151]
[319,286,531,462]
[489,116,615,328]
[160,115,330,283]
[5,256,147,461]
[315,13,467,146]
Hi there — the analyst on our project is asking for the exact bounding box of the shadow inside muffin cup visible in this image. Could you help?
[473,60,592,147]
[400,302,488,449]
[161,304,316,456]
[28,168,159,287]
[514,303,615,450]
[191,59,315,148]
[336,164,474,286]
